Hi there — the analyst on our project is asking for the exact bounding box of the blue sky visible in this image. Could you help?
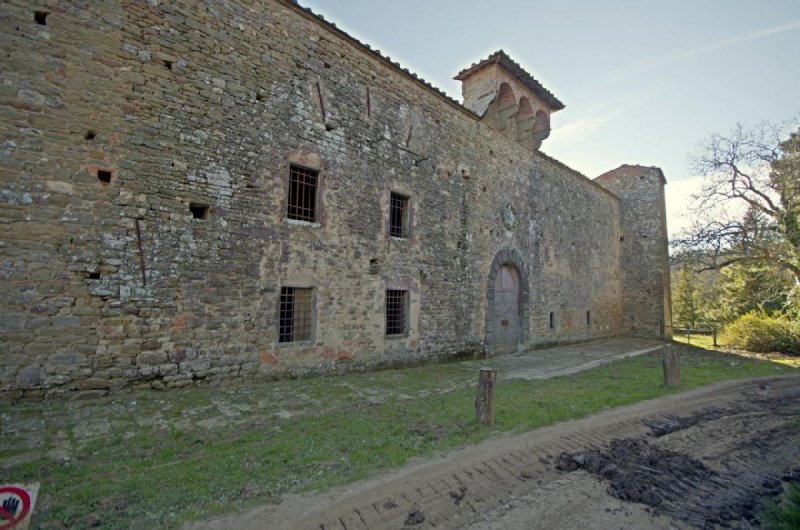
[302,1,800,236]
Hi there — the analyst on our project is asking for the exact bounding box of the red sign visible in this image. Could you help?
[0,486,34,530]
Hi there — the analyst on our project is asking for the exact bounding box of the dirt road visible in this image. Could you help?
[189,375,800,530]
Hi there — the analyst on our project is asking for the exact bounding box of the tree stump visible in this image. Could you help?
[475,368,497,426]
[662,345,682,387]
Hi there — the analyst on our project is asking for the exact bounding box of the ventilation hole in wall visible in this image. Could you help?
[255,93,264,101]
[88,272,101,280]
[446,171,451,177]
[482,185,487,192]
[509,159,514,164]
[162,59,173,70]
[189,202,210,220]
[489,149,494,156]
[85,130,97,141]
[323,61,332,69]
[325,123,334,131]
[619,236,625,242]
[34,11,49,25]
[368,258,380,275]
[97,169,112,183]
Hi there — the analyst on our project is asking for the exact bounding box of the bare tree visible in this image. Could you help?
[673,121,800,287]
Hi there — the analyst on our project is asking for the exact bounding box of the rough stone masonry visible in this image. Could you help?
[0,0,671,397]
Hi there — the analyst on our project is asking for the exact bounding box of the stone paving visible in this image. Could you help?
[462,337,665,380]
[0,338,665,472]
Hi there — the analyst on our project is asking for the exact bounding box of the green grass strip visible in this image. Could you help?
[2,348,796,529]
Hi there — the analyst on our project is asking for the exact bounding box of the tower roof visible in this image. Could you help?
[454,50,565,111]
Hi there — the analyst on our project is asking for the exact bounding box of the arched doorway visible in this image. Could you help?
[486,248,530,355]
[493,265,521,354]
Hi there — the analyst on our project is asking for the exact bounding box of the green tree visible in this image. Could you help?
[674,122,800,313]
[708,263,794,323]
[673,265,702,328]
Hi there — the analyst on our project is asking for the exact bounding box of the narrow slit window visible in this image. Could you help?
[389,192,409,238]
[586,310,591,327]
[385,289,408,336]
[549,311,555,330]
[287,164,318,222]
[279,287,313,343]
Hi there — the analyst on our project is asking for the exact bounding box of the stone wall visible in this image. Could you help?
[0,0,646,396]
[595,166,672,339]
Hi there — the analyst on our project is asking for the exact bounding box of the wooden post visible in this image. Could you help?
[662,345,681,388]
[475,368,497,426]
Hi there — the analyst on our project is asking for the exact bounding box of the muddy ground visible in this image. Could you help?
[190,375,800,530]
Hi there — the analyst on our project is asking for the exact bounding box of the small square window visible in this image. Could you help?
[189,202,210,220]
[287,164,318,222]
[279,287,313,343]
[389,192,410,238]
[385,289,408,336]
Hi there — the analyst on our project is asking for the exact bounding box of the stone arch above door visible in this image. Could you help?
[485,247,530,354]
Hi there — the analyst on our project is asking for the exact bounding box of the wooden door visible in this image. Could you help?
[492,265,520,354]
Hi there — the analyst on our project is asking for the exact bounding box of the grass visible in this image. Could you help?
[672,333,716,349]
[760,483,800,530]
[1,347,797,529]
[673,334,800,368]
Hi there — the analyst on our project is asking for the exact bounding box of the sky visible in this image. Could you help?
[301,0,800,237]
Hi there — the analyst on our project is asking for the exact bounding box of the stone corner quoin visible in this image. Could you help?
[0,0,671,397]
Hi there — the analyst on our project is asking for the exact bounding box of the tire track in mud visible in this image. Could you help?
[190,376,800,530]
[557,386,800,528]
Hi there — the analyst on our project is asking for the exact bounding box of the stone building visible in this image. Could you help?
[0,0,671,396]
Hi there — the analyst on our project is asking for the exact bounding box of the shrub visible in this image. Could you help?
[760,483,800,530]
[720,312,800,354]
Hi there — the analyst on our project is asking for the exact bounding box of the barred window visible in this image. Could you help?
[279,287,313,343]
[385,289,408,336]
[389,192,410,238]
[287,164,318,222]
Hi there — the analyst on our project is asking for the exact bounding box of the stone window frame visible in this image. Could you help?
[285,163,320,224]
[384,185,414,242]
[388,191,411,239]
[384,288,410,338]
[283,160,325,228]
[277,285,316,345]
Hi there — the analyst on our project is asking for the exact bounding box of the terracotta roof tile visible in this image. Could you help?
[454,50,565,111]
